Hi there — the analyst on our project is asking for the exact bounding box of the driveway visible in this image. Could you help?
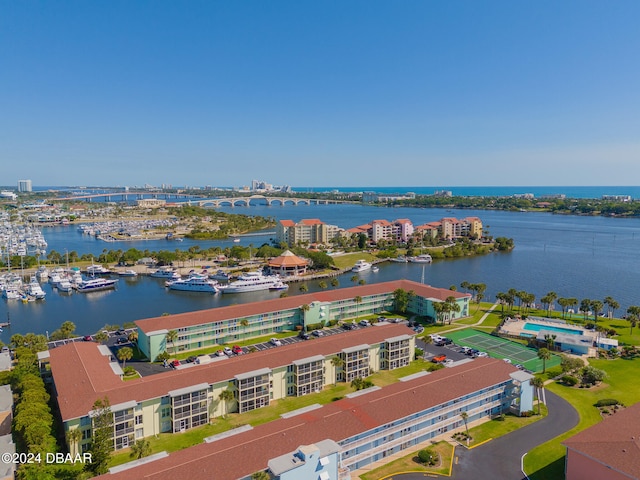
[396,390,578,480]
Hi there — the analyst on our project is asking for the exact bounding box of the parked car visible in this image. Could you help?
[116,329,126,336]
[185,356,197,363]
[515,364,525,370]
[359,320,371,327]
[298,331,310,340]
[432,354,447,364]
[232,345,243,355]
[83,335,93,342]
[312,330,324,337]
[170,360,180,368]
[216,350,225,357]
[414,326,425,334]
[443,359,454,366]
[342,323,355,330]
[223,347,233,356]
[476,351,489,358]
[270,338,282,346]
[116,337,128,344]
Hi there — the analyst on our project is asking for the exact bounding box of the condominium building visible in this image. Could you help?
[414,217,483,240]
[101,359,533,480]
[46,324,415,455]
[276,219,344,246]
[133,280,470,362]
[17,179,32,192]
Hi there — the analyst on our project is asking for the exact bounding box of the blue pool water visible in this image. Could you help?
[523,323,583,336]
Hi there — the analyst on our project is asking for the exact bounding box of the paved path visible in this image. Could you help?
[396,390,578,480]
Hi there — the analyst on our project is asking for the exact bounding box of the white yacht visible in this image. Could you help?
[57,280,74,293]
[150,266,181,280]
[351,260,372,272]
[209,269,231,282]
[75,277,118,293]
[26,277,46,300]
[219,271,284,294]
[166,275,219,293]
[85,264,111,275]
[409,254,432,263]
[118,269,139,277]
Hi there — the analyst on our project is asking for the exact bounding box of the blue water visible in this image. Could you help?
[2,202,640,341]
[523,323,583,336]
[27,185,640,199]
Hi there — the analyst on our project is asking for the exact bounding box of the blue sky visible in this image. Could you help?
[2,1,639,188]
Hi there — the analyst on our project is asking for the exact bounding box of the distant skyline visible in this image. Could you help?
[2,1,640,187]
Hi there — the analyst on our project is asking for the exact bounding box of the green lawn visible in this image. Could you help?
[359,441,454,480]
[465,405,547,446]
[331,252,378,270]
[524,356,640,480]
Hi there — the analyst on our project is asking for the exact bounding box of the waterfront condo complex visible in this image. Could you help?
[40,279,534,479]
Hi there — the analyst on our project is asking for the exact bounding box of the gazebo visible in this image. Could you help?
[268,250,309,277]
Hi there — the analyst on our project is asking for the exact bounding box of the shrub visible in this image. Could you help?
[595,398,620,407]
[123,366,136,376]
[418,448,439,466]
[414,348,424,359]
[561,375,579,386]
[156,351,170,362]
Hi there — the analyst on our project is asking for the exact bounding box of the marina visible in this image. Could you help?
[0,203,640,341]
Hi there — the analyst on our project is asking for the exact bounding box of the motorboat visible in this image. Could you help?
[118,269,139,277]
[269,280,289,291]
[26,277,46,299]
[372,266,379,273]
[57,280,74,293]
[209,269,231,282]
[409,254,432,263]
[85,264,112,275]
[219,271,284,294]
[150,266,181,280]
[351,260,372,272]
[74,278,118,293]
[389,255,408,263]
[36,266,49,280]
[166,275,218,293]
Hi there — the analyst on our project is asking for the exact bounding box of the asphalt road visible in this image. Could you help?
[396,390,578,480]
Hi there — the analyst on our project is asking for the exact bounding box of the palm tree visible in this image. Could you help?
[167,329,178,355]
[299,304,310,326]
[568,298,578,320]
[541,291,557,317]
[590,300,604,322]
[495,292,507,314]
[460,411,469,439]
[66,428,82,456]
[251,472,271,480]
[130,439,151,459]
[218,388,235,417]
[240,318,249,338]
[117,346,133,369]
[94,331,108,344]
[350,275,359,285]
[331,356,344,383]
[354,296,363,320]
[127,331,138,344]
[557,297,570,319]
[604,296,619,319]
[330,278,339,288]
[318,280,328,290]
[445,296,461,324]
[627,306,640,334]
[530,376,545,415]
[460,281,470,293]
[579,298,591,321]
[432,301,447,325]
[537,347,551,373]
[299,283,308,293]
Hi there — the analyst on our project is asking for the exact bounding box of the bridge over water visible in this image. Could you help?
[51,192,352,206]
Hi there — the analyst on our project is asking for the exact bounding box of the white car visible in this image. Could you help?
[358,320,371,327]
[476,351,488,358]
[270,338,282,347]
[312,330,324,337]
[223,347,233,356]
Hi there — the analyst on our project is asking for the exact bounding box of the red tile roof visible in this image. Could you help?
[300,219,325,225]
[102,358,515,480]
[50,323,415,422]
[278,220,295,227]
[135,280,470,334]
[563,402,640,478]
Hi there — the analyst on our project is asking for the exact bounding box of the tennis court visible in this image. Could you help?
[446,329,560,373]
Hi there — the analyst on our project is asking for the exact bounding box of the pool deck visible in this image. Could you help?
[499,317,598,341]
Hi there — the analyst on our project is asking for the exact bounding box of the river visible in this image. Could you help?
[2,203,639,341]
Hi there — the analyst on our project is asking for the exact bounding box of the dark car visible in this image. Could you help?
[116,337,128,344]
[116,329,126,336]
[83,335,93,342]
[342,323,355,330]
[186,356,197,363]
[298,331,310,340]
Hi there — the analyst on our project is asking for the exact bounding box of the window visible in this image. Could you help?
[135,415,143,425]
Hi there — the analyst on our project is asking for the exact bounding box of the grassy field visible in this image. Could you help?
[359,441,454,480]
[524,356,640,479]
[330,252,379,270]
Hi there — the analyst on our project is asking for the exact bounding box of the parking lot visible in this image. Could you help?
[417,337,473,363]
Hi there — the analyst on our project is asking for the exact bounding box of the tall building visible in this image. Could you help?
[17,180,32,192]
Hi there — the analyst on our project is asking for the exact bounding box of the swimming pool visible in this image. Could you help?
[523,322,584,336]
